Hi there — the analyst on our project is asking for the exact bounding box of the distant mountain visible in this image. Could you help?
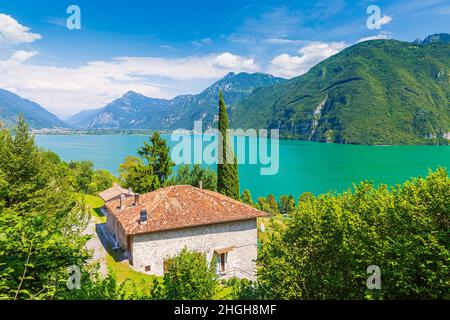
[414,33,450,45]
[232,36,450,145]
[64,108,102,128]
[67,91,170,129]
[0,89,67,129]
[67,72,285,129]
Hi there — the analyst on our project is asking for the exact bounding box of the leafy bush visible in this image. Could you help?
[258,168,450,299]
[151,247,218,300]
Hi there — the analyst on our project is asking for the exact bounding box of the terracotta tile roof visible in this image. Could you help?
[98,183,135,202]
[104,185,268,235]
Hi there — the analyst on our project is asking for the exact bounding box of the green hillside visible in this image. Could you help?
[0,89,67,129]
[232,39,450,145]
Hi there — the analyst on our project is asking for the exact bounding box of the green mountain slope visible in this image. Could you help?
[0,89,67,129]
[232,38,450,145]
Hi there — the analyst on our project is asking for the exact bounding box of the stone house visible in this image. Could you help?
[99,184,267,280]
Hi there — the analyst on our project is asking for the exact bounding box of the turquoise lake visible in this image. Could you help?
[35,135,450,199]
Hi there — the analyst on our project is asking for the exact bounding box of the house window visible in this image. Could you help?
[214,247,233,274]
[217,253,227,273]
[144,265,151,272]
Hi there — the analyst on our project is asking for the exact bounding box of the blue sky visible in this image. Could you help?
[0,0,448,117]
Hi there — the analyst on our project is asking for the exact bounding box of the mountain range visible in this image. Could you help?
[233,34,450,145]
[0,33,449,145]
[66,72,285,130]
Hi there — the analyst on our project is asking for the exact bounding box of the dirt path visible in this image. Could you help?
[84,218,108,277]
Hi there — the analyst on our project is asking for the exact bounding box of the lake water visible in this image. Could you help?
[35,134,450,199]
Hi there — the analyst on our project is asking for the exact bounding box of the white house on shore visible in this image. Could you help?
[99,184,267,280]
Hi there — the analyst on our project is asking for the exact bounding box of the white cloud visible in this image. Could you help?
[378,15,393,27]
[213,52,260,72]
[9,50,38,62]
[0,51,261,116]
[268,42,347,78]
[191,38,213,46]
[0,14,41,46]
[265,38,306,45]
[358,31,393,43]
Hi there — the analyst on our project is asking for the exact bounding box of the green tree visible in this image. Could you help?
[119,132,175,194]
[68,161,95,193]
[0,116,41,207]
[138,132,174,186]
[217,91,240,200]
[152,247,218,300]
[0,119,90,300]
[279,195,295,214]
[67,161,117,195]
[266,194,279,215]
[118,156,158,194]
[258,169,450,299]
[241,189,254,206]
[298,192,314,204]
[255,197,270,213]
[89,169,118,195]
[168,164,217,191]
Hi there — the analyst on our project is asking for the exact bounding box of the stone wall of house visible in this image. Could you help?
[131,219,258,278]
[105,209,128,250]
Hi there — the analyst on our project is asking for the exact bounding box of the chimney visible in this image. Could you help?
[199,180,203,189]
[134,193,140,206]
[128,187,133,194]
[140,209,147,224]
[120,194,126,210]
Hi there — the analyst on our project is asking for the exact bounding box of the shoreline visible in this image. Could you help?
[31,130,450,147]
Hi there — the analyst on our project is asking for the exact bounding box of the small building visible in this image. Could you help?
[100,184,267,280]
[99,183,135,203]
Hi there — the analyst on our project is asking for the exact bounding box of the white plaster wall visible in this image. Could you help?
[131,219,258,277]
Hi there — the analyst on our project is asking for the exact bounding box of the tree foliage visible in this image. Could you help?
[138,132,174,184]
[151,247,218,300]
[0,117,91,299]
[119,132,174,194]
[241,189,254,206]
[217,91,240,200]
[167,164,217,191]
[67,161,117,195]
[257,169,450,299]
[68,160,94,194]
[279,195,295,215]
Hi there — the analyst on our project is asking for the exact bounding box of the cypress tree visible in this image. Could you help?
[217,91,240,199]
[241,189,254,206]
